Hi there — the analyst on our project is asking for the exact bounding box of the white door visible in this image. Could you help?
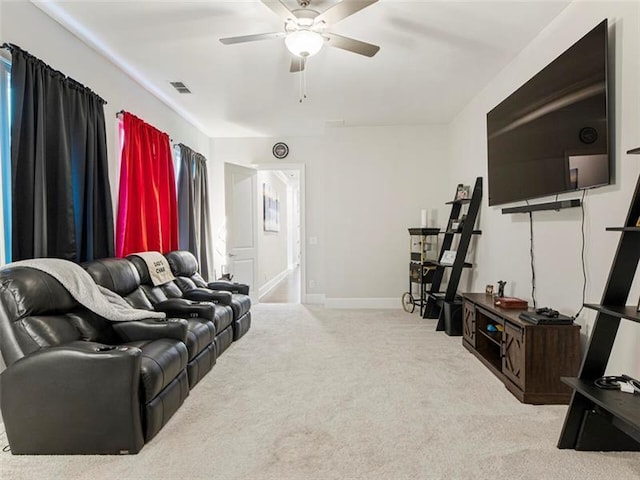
[224,163,258,300]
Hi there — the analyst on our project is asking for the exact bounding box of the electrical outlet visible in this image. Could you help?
[309,280,316,289]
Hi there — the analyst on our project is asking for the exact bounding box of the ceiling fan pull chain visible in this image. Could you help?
[299,57,303,103]
[303,58,308,101]
[298,56,308,103]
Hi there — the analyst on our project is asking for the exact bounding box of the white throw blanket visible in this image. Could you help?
[1,258,165,322]
[129,251,176,286]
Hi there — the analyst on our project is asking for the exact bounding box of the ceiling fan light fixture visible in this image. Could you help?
[285,30,324,57]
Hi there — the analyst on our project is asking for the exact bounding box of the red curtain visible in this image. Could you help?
[116,112,178,257]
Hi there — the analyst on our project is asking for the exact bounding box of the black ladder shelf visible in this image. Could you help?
[423,177,482,335]
[557,148,640,451]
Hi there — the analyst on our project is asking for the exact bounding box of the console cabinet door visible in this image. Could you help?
[462,301,476,347]
[503,322,525,389]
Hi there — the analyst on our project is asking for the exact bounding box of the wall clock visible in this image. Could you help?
[272,142,289,159]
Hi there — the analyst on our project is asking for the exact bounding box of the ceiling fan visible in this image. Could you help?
[220,0,380,72]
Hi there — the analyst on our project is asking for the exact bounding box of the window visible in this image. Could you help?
[0,54,11,264]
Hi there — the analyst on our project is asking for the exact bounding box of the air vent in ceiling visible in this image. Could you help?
[170,81,191,94]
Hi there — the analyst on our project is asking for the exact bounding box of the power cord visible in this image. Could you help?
[527,191,587,317]
[0,428,10,453]
[574,189,587,319]
[527,205,537,309]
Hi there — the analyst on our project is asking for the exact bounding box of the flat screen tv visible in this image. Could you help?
[487,20,610,207]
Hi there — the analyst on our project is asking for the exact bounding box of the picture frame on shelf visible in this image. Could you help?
[448,219,459,232]
[485,284,494,296]
[455,184,471,200]
[440,250,457,265]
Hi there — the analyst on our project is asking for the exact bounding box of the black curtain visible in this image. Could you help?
[7,44,114,262]
[177,143,213,279]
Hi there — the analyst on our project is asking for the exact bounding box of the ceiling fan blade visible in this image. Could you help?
[220,32,286,45]
[324,33,380,57]
[261,0,296,21]
[315,0,378,25]
[290,57,306,73]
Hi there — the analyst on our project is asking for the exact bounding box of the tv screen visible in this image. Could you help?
[487,20,610,207]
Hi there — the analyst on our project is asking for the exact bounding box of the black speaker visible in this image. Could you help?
[443,301,463,337]
[579,127,598,144]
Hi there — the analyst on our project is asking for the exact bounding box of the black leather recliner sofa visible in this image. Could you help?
[0,265,190,454]
[0,253,254,455]
[83,257,217,389]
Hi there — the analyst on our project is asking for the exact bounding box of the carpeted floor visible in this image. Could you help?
[1,304,638,480]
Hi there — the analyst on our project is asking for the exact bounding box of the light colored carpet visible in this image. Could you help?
[1,304,638,480]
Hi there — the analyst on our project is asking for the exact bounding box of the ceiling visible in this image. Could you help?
[36,0,571,138]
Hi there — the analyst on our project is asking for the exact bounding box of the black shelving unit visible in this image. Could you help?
[557,147,640,451]
[423,177,482,336]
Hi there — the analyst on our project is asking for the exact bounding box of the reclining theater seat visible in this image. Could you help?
[164,250,251,342]
[83,257,216,389]
[0,266,189,455]
[126,255,236,357]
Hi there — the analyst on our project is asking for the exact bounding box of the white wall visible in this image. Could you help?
[322,125,452,307]
[212,124,452,306]
[448,0,640,376]
[257,170,289,294]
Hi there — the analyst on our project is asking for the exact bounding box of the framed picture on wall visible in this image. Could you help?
[263,183,280,232]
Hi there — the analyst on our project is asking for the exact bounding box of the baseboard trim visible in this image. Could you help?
[304,294,326,305]
[324,297,400,309]
[258,268,291,300]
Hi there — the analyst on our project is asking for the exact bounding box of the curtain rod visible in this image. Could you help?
[174,143,208,161]
[4,42,107,105]
[117,110,173,142]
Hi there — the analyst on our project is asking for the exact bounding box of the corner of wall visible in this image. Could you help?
[304,294,325,305]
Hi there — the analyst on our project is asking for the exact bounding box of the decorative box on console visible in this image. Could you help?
[493,297,528,309]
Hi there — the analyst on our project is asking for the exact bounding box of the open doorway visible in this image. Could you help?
[256,165,304,304]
